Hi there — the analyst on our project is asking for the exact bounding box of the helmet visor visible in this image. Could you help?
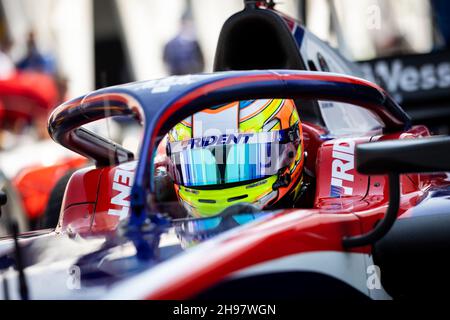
[167,125,300,188]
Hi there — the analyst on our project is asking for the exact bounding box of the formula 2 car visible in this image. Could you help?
[1,0,450,300]
[0,69,449,300]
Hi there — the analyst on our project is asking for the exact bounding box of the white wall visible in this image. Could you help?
[116,0,183,80]
[117,0,299,80]
[116,0,243,80]
[190,0,242,72]
[51,0,95,97]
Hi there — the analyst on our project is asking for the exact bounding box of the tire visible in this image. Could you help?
[39,170,75,229]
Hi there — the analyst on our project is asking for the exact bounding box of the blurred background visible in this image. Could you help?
[0,0,442,97]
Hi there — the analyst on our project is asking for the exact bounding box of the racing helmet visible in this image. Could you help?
[166,99,305,217]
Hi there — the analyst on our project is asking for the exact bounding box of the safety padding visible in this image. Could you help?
[214,8,305,71]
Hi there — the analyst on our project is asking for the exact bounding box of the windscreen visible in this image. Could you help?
[167,124,300,187]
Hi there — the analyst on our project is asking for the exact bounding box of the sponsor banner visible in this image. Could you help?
[359,50,450,104]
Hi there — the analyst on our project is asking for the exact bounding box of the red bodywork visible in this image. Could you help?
[51,62,442,298]
[146,128,441,300]
[57,121,439,299]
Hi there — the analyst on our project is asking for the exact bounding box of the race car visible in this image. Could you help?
[0,1,449,301]
[0,69,449,300]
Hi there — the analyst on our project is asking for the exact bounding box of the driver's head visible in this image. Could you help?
[166,99,304,217]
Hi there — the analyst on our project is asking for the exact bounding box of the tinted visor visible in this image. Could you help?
[167,124,300,187]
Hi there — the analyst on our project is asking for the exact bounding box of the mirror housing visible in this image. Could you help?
[0,191,6,206]
[343,136,450,248]
[356,136,450,175]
